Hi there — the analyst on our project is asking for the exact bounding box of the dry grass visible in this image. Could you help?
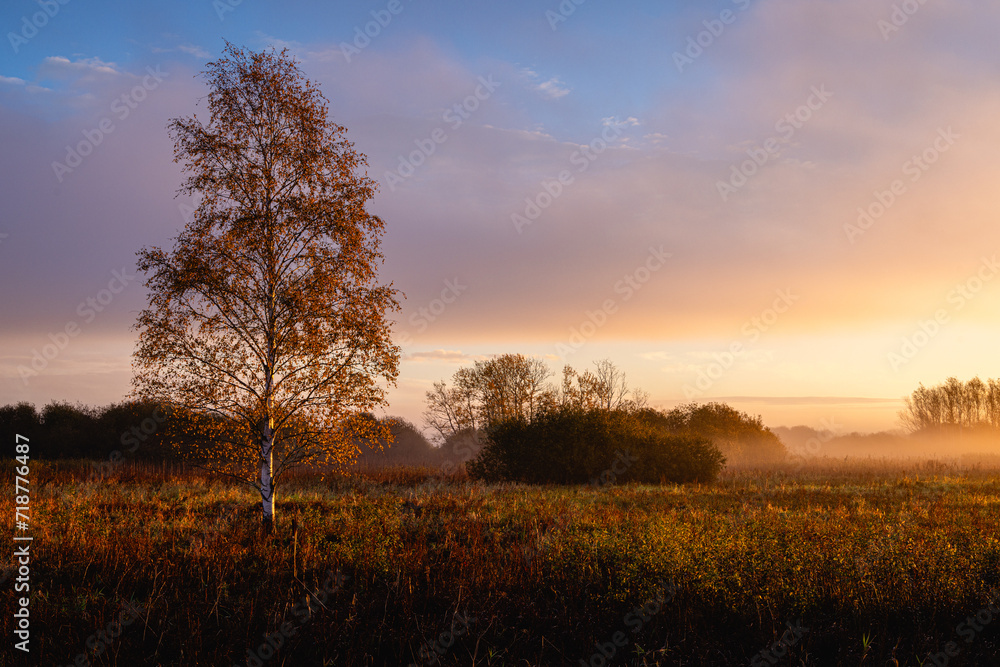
[2,457,999,665]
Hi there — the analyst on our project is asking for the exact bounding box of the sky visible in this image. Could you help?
[2,0,999,436]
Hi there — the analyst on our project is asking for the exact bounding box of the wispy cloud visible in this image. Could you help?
[153,42,210,59]
[39,56,122,79]
[405,349,484,364]
[536,77,570,99]
[253,31,304,53]
[520,68,570,99]
[177,43,210,59]
[603,116,639,128]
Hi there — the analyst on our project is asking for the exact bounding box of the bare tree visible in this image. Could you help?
[424,354,553,439]
[900,383,940,433]
[427,356,658,444]
[475,354,552,426]
[989,379,1000,429]
[132,43,400,531]
[965,376,986,426]
[560,359,647,411]
[900,376,1000,433]
[423,367,479,441]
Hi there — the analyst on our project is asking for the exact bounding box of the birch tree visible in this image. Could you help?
[132,43,400,531]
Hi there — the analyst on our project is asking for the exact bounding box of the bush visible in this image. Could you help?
[39,402,103,458]
[468,406,725,484]
[1,402,41,450]
[641,403,787,465]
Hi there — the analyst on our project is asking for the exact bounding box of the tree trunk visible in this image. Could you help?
[261,430,275,534]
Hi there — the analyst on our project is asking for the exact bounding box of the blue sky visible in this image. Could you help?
[3,0,1000,435]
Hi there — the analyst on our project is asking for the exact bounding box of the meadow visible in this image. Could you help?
[3,458,999,666]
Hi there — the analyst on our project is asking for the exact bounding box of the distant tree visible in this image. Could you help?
[439,428,484,472]
[475,354,552,426]
[423,367,480,441]
[651,402,786,464]
[1,403,40,456]
[900,383,937,433]
[352,416,443,468]
[40,402,103,458]
[132,43,400,531]
[423,354,552,440]
[426,357,652,445]
[97,400,181,462]
[900,376,1000,433]
[559,359,648,411]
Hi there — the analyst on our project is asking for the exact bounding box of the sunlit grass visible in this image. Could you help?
[2,457,998,665]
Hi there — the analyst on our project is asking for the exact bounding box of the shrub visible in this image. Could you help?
[39,402,103,458]
[1,402,41,453]
[468,406,725,484]
[640,403,787,465]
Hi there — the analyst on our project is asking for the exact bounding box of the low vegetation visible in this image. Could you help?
[5,375,999,664]
[469,406,726,484]
[3,459,999,665]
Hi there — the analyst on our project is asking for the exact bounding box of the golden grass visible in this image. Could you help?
[2,457,998,665]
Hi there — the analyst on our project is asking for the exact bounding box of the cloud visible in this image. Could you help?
[604,116,639,128]
[4,2,1000,431]
[0,76,26,86]
[178,43,211,59]
[536,77,570,99]
[714,396,903,406]
[253,32,305,54]
[39,56,122,80]
[404,349,484,364]
[642,350,776,375]
[520,68,570,99]
[150,41,210,59]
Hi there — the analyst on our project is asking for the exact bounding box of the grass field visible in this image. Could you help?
[3,458,1000,666]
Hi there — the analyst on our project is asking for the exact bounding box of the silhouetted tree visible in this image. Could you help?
[559,359,648,411]
[900,376,1000,433]
[424,354,552,440]
[1,403,41,455]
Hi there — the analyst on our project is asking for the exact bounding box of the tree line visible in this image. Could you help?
[0,400,437,467]
[424,354,787,482]
[900,376,1000,433]
[423,355,649,441]
[1,400,182,461]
